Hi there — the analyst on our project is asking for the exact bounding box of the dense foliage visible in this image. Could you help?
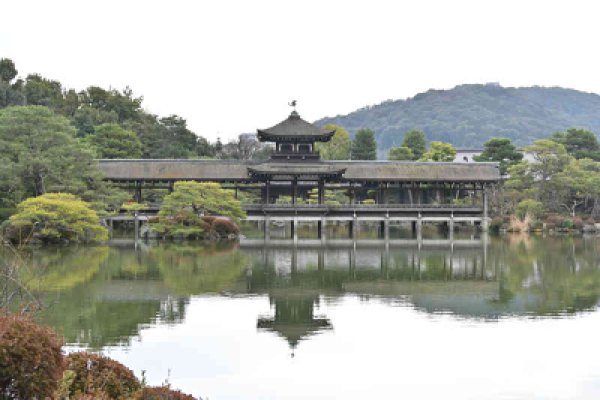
[0,314,64,399]
[315,124,351,160]
[87,123,142,159]
[351,128,377,160]
[419,141,456,161]
[401,129,427,160]
[0,105,128,212]
[152,181,245,238]
[132,386,197,400]
[473,137,523,175]
[63,352,141,399]
[6,193,108,243]
[0,58,217,159]
[317,83,600,151]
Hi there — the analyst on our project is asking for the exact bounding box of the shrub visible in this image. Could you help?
[489,216,505,232]
[205,216,240,238]
[0,313,64,399]
[6,193,107,243]
[132,386,198,400]
[561,219,575,229]
[515,199,544,221]
[572,216,584,230]
[64,352,141,399]
[545,214,565,230]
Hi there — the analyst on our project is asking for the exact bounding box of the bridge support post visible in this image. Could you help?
[264,216,270,241]
[417,213,422,242]
[482,188,489,232]
[449,212,454,241]
[319,217,326,243]
[353,215,358,241]
[292,218,298,244]
[384,216,390,242]
[348,220,353,239]
[134,212,140,241]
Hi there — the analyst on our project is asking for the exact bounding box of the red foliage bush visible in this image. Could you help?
[132,386,198,400]
[64,352,141,399]
[0,313,64,399]
[572,216,584,230]
[208,217,240,237]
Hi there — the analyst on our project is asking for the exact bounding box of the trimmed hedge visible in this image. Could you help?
[64,352,141,399]
[133,386,198,400]
[0,313,64,399]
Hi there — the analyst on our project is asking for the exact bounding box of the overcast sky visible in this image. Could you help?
[2,0,600,141]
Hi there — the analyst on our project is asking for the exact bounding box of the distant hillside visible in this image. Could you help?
[316,84,600,154]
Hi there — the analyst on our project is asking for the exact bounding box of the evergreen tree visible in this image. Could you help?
[401,129,427,160]
[474,137,523,174]
[351,128,377,160]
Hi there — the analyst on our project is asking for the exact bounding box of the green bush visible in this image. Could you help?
[132,386,197,400]
[515,199,544,221]
[0,313,64,399]
[64,352,141,399]
[561,219,575,229]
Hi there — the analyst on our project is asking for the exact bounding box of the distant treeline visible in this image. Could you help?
[0,58,271,160]
[316,83,600,152]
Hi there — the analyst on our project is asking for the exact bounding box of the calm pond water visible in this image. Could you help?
[5,234,600,399]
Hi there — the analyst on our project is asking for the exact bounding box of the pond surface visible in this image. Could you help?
[6,234,600,399]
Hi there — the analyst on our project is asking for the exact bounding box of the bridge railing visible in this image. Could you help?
[242,203,481,210]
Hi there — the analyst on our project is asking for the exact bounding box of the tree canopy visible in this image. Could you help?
[401,129,426,160]
[552,128,600,161]
[6,193,107,243]
[473,137,523,174]
[0,106,127,212]
[351,128,377,160]
[87,123,142,159]
[152,182,246,238]
[316,124,351,160]
[388,146,414,160]
[419,141,456,161]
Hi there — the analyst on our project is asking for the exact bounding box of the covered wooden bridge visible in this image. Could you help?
[97,110,500,240]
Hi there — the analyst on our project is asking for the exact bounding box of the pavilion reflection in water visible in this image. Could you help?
[244,237,495,350]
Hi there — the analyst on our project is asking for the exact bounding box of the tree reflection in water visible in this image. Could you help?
[4,235,600,350]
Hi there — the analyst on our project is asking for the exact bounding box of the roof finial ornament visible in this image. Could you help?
[288,100,297,110]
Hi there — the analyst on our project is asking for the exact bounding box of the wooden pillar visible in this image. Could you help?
[292,218,298,243]
[353,215,358,240]
[319,217,326,243]
[384,216,390,241]
[449,212,454,241]
[292,179,297,205]
[264,216,270,241]
[135,181,142,203]
[134,212,140,241]
[168,181,174,193]
[318,179,324,205]
[348,220,354,238]
[265,181,270,205]
[234,183,238,200]
[417,212,422,241]
[482,185,489,231]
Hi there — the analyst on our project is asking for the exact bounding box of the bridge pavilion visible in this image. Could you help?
[98,110,500,240]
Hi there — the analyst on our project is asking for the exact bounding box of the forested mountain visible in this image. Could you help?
[316,84,600,152]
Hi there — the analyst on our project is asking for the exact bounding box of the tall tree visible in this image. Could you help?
[87,123,142,159]
[388,146,414,160]
[401,129,427,160]
[0,58,25,108]
[474,137,523,174]
[419,141,456,161]
[316,124,351,160]
[351,128,377,160]
[552,128,600,160]
[0,106,126,211]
